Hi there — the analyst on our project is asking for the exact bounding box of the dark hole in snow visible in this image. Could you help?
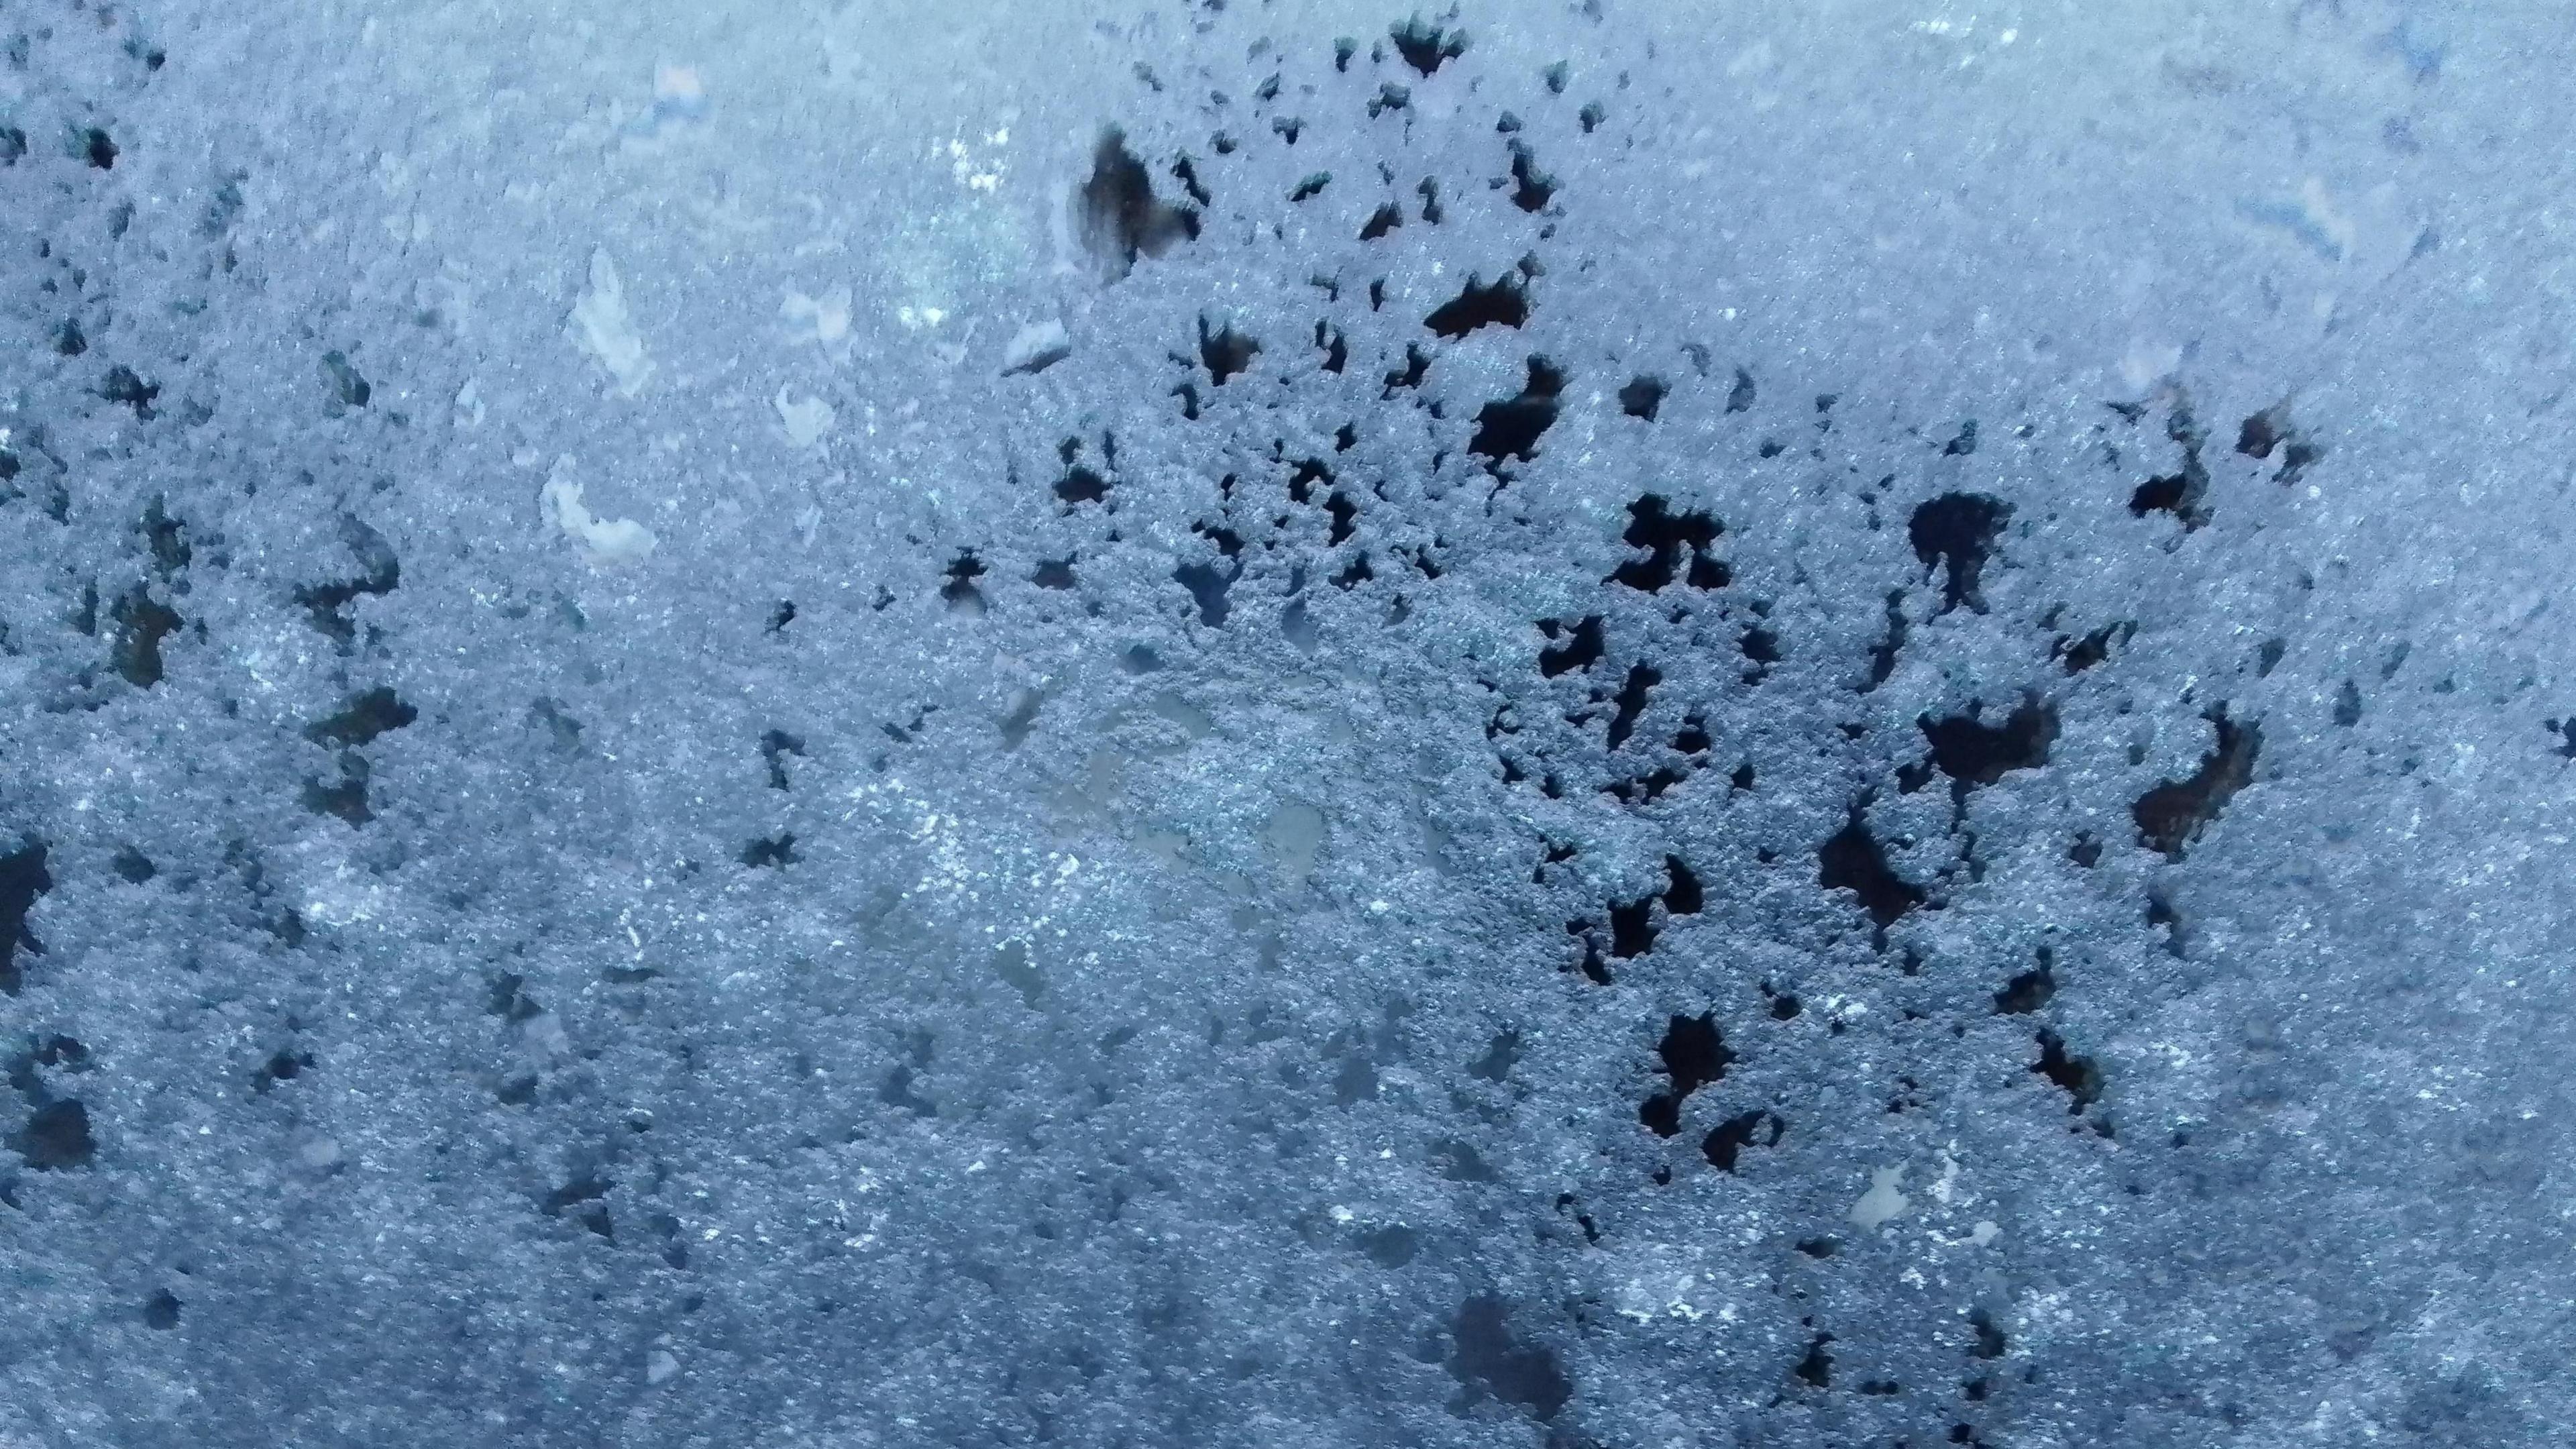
[1077,130,1198,280]
[1908,493,2010,612]
[1619,374,1666,420]
[1536,615,1603,676]
[1445,1295,1570,1422]
[1638,1012,1730,1137]
[1424,273,1527,338]
[1198,318,1260,385]
[1705,1110,1783,1171]
[1469,358,1565,471]
[1609,495,1725,592]
[2132,706,2260,859]
[305,688,417,748]
[1390,17,1468,76]
[14,1098,94,1169]
[1819,806,1924,936]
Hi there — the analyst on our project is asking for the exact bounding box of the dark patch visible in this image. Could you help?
[1390,17,1468,76]
[1794,1334,1835,1389]
[13,1099,93,1169]
[1445,1296,1570,1422]
[99,364,160,420]
[1198,317,1260,385]
[739,834,798,869]
[1032,557,1077,590]
[320,351,371,411]
[143,1289,181,1330]
[1942,419,1979,455]
[1505,142,1556,212]
[1077,130,1198,280]
[2132,707,2260,859]
[760,729,806,790]
[1909,493,2010,612]
[1469,358,1565,472]
[2332,680,2362,727]
[1173,558,1238,627]
[1608,495,1725,592]
[1992,959,2055,1014]
[1536,616,1603,677]
[1424,273,1528,338]
[1359,202,1403,241]
[82,127,117,169]
[110,588,182,688]
[2031,1030,2102,1110]
[1638,1013,1730,1138]
[1917,695,2056,789]
[305,688,416,748]
[0,847,50,995]
[1618,375,1666,421]
[1819,806,1924,936]
[941,553,987,612]
[1605,663,1658,749]
[1703,1110,1784,1171]
[1725,367,1756,413]
[1663,856,1701,914]
[1358,1225,1419,1268]
[294,516,402,644]
[2054,621,2128,674]
[1289,171,1331,203]
[50,319,85,357]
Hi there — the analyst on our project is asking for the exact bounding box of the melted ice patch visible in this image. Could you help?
[541,457,657,565]
[566,249,654,396]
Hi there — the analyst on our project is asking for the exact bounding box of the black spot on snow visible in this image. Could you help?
[1174,559,1238,627]
[2132,707,2260,859]
[321,351,371,411]
[110,588,182,688]
[1536,616,1603,677]
[1819,806,1924,935]
[1390,17,1468,76]
[99,364,159,420]
[1992,957,2055,1014]
[1663,856,1702,914]
[2032,1030,2102,1110]
[1703,1110,1783,1171]
[1198,318,1260,385]
[0,844,52,996]
[143,1289,181,1330]
[1638,1013,1730,1137]
[1725,367,1756,413]
[13,1099,93,1169]
[1605,663,1658,749]
[1077,130,1198,281]
[1909,493,2010,612]
[1469,358,1565,472]
[1793,1334,1834,1389]
[1608,495,1726,592]
[1423,273,1527,338]
[1917,695,2056,790]
[305,688,417,748]
[1505,142,1556,212]
[1446,1296,1570,1422]
[1618,375,1666,421]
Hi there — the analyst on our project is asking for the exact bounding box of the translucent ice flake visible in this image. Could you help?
[540,457,657,566]
[1850,1165,1911,1228]
[566,249,654,397]
[774,387,836,447]
[781,284,854,350]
